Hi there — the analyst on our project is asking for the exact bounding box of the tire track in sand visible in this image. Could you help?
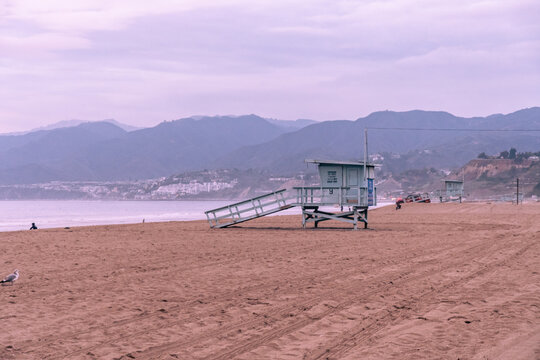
[41,241,424,359]
[305,239,537,360]
[135,238,506,359]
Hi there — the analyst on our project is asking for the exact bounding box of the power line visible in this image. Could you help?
[366,127,540,132]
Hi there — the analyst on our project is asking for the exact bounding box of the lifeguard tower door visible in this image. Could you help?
[346,168,359,201]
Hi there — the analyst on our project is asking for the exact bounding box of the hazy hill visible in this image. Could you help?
[266,118,317,130]
[0,122,128,184]
[0,115,287,184]
[3,119,141,136]
[76,114,288,181]
[216,108,540,174]
[378,131,540,175]
[0,109,538,185]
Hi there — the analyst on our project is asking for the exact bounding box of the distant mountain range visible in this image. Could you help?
[215,108,540,174]
[0,109,539,185]
[0,115,296,184]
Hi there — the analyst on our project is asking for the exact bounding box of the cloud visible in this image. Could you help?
[1,0,268,32]
[0,0,538,131]
[0,32,90,57]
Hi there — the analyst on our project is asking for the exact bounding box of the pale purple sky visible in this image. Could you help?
[1,0,539,132]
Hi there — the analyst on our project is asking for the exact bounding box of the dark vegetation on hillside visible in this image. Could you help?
[478,148,540,161]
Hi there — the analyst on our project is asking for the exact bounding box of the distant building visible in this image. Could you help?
[370,153,384,162]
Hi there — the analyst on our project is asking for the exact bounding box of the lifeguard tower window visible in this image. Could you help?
[347,168,358,186]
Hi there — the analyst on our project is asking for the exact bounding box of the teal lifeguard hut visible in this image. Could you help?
[205,159,376,230]
[438,179,464,202]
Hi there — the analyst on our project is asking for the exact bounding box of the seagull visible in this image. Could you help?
[1,269,19,286]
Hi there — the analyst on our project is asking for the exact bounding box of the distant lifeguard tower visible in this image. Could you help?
[205,159,376,230]
[439,180,464,202]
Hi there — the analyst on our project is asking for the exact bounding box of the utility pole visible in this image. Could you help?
[364,128,368,185]
[516,178,519,205]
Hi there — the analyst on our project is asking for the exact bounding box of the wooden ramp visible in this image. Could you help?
[205,189,294,228]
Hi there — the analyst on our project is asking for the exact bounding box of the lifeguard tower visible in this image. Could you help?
[204,159,376,230]
[438,180,464,202]
[294,160,375,229]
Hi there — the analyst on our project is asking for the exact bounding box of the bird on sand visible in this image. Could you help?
[1,269,19,286]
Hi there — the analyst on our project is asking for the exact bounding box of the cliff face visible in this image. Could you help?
[460,159,534,180]
[454,159,540,198]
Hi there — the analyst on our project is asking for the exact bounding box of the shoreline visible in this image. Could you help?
[0,200,395,232]
[5,199,538,233]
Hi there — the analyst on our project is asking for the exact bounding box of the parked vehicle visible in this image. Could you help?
[405,193,431,203]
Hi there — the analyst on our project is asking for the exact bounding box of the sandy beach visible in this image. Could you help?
[1,202,539,359]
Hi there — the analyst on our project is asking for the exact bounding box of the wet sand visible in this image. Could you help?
[1,202,539,359]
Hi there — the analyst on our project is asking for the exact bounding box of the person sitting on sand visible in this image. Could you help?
[29,222,38,230]
[395,198,404,210]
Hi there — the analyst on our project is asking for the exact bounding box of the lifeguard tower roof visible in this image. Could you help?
[305,159,375,189]
[305,159,375,167]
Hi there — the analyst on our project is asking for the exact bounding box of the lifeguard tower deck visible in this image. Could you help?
[205,160,376,230]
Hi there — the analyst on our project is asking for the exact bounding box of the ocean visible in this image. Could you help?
[0,200,231,232]
[0,200,392,232]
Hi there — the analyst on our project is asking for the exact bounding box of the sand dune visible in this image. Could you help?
[1,202,539,359]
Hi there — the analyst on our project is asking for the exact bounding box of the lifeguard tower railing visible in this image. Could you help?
[205,189,293,228]
[435,189,464,202]
[293,186,376,207]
